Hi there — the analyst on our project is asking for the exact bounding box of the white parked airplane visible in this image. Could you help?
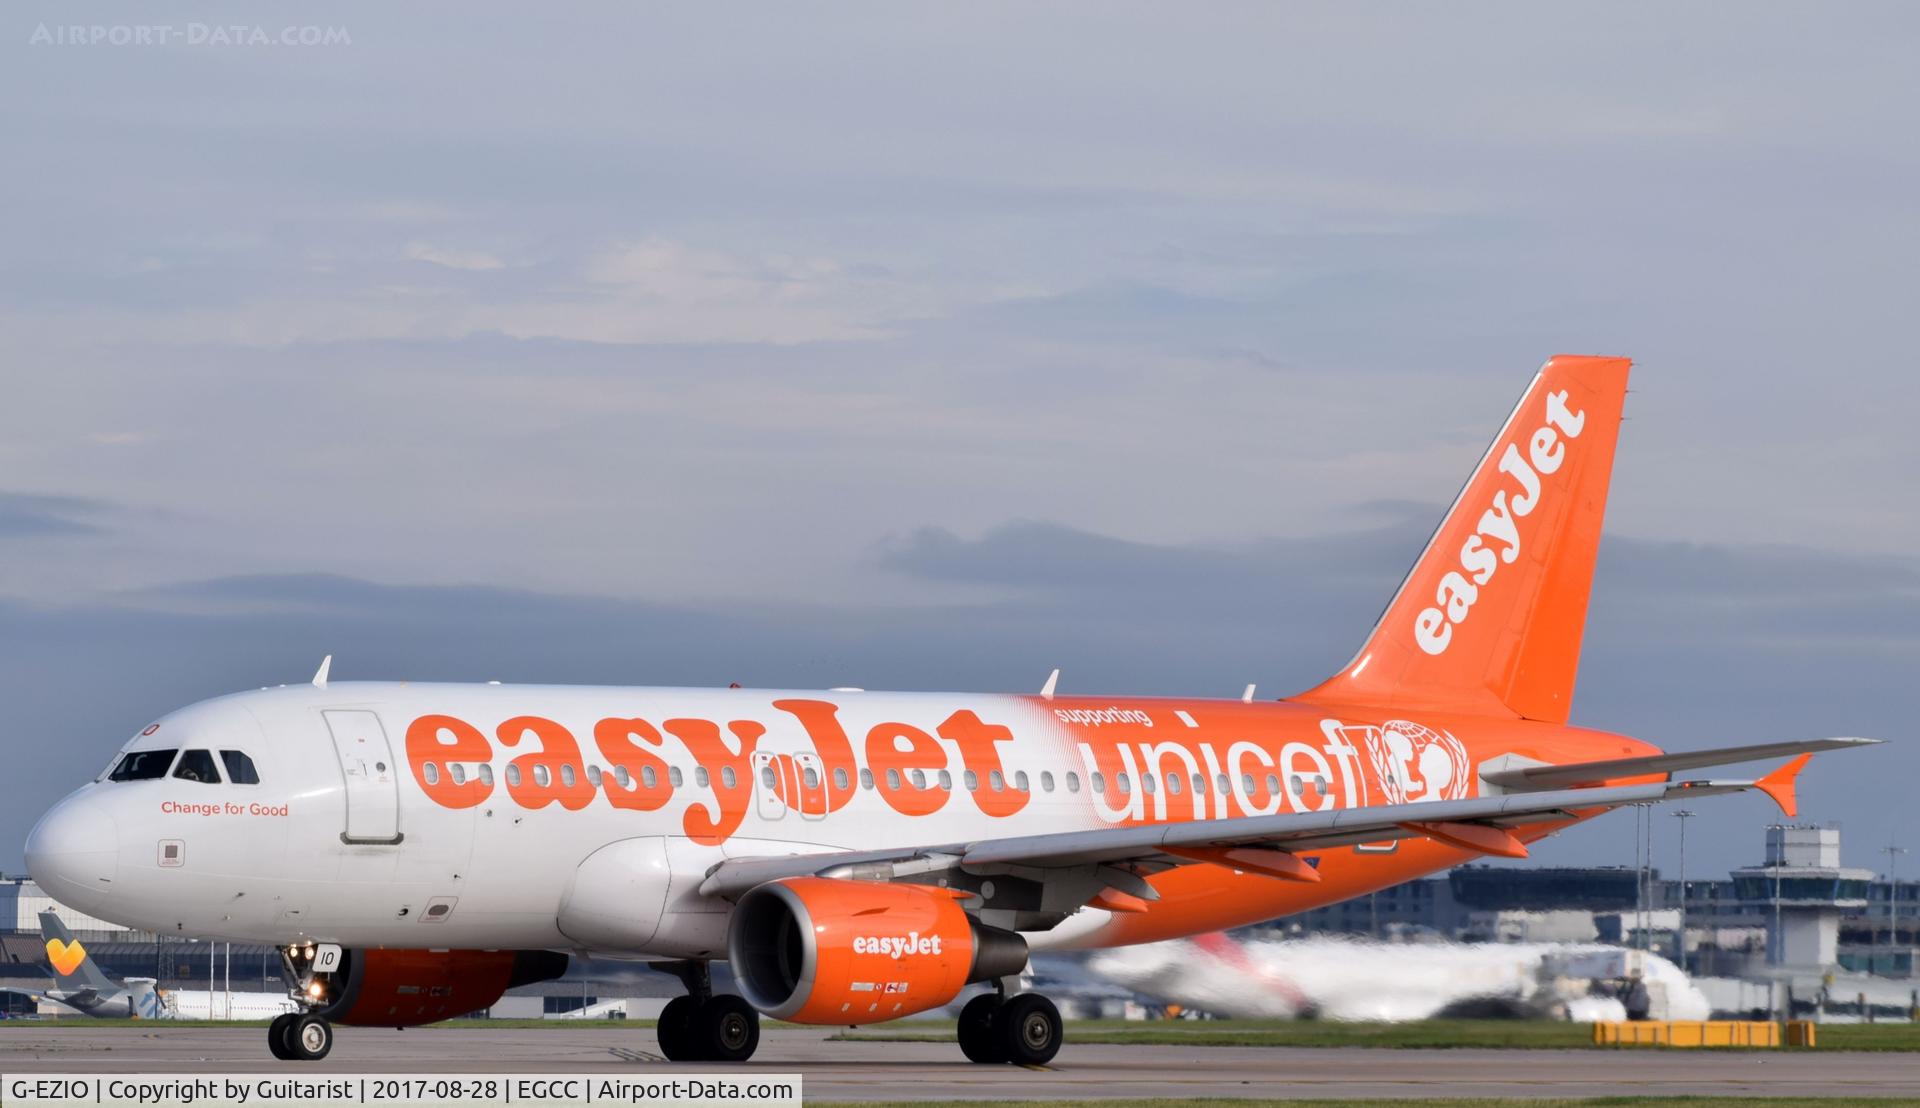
[25,357,1876,1063]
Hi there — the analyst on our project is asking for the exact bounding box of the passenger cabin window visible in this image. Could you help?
[110,749,178,781]
[219,750,260,785]
[1040,771,1055,793]
[1066,772,1081,793]
[172,749,220,784]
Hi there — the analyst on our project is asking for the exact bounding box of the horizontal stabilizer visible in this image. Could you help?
[1480,737,1880,791]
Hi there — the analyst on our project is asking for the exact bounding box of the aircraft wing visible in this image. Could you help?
[1479,737,1879,791]
[700,769,1799,900]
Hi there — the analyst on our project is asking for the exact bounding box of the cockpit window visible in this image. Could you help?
[172,749,221,784]
[219,750,260,785]
[109,749,178,781]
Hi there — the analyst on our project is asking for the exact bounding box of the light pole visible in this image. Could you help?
[1880,839,1908,974]
[1672,810,1695,972]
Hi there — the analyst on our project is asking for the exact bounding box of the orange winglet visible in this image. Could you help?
[1398,821,1529,859]
[1163,845,1322,883]
[1756,753,1812,819]
[1089,888,1151,913]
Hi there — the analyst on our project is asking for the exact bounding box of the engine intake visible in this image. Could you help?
[728,876,1028,1024]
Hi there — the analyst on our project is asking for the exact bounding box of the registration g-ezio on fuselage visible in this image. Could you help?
[25,355,1878,1065]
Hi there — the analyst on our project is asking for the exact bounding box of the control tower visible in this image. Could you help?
[1732,825,1872,968]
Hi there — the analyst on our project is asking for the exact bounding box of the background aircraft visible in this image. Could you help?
[0,911,297,1020]
[0,911,162,1019]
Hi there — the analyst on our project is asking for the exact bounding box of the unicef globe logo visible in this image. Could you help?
[1365,720,1470,805]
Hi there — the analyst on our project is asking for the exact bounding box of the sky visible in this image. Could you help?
[1,3,1916,882]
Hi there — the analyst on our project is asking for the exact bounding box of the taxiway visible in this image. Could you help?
[2,1025,1915,1099]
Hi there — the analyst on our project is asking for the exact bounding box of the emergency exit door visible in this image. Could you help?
[324,710,402,844]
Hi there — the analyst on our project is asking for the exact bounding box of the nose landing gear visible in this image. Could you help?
[956,989,1062,1066]
[652,960,761,1063]
[268,1012,334,1061]
[268,942,337,1061]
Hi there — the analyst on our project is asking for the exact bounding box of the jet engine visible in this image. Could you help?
[311,948,567,1027]
[727,876,1028,1024]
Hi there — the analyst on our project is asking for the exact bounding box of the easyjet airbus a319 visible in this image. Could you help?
[25,356,1877,1064]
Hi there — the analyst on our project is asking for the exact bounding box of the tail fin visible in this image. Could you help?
[1297,355,1630,723]
[39,910,117,995]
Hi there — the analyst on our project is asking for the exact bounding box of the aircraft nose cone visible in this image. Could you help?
[25,793,119,911]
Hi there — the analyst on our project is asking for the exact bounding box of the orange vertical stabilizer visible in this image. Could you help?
[1296,355,1631,723]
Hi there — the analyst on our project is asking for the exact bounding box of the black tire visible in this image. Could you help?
[289,1014,333,1061]
[694,995,760,1063]
[995,993,1061,1066]
[657,995,699,1061]
[957,994,1007,1063]
[267,1013,297,1060]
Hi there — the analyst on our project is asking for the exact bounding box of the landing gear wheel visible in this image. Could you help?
[656,995,699,1061]
[693,995,760,1063]
[957,994,1007,1063]
[267,1013,297,1060]
[995,994,1061,1066]
[288,1014,333,1061]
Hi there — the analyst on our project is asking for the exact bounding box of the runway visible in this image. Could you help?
[3,1025,1916,1100]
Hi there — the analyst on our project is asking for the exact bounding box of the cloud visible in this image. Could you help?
[0,492,114,539]
[403,242,507,271]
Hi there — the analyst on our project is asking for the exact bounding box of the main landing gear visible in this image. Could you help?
[957,987,1062,1066]
[267,1012,334,1061]
[654,960,760,1063]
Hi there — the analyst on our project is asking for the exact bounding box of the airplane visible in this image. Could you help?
[0,910,301,1021]
[1091,930,1705,1022]
[24,355,1878,1063]
[0,910,164,1019]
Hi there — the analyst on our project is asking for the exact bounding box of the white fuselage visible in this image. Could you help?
[25,681,1500,959]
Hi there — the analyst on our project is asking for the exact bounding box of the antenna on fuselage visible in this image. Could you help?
[311,655,332,690]
[1040,668,1060,700]
[1242,684,1256,703]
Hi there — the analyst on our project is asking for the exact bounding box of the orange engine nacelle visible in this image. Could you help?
[727,877,1028,1024]
[314,948,567,1027]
